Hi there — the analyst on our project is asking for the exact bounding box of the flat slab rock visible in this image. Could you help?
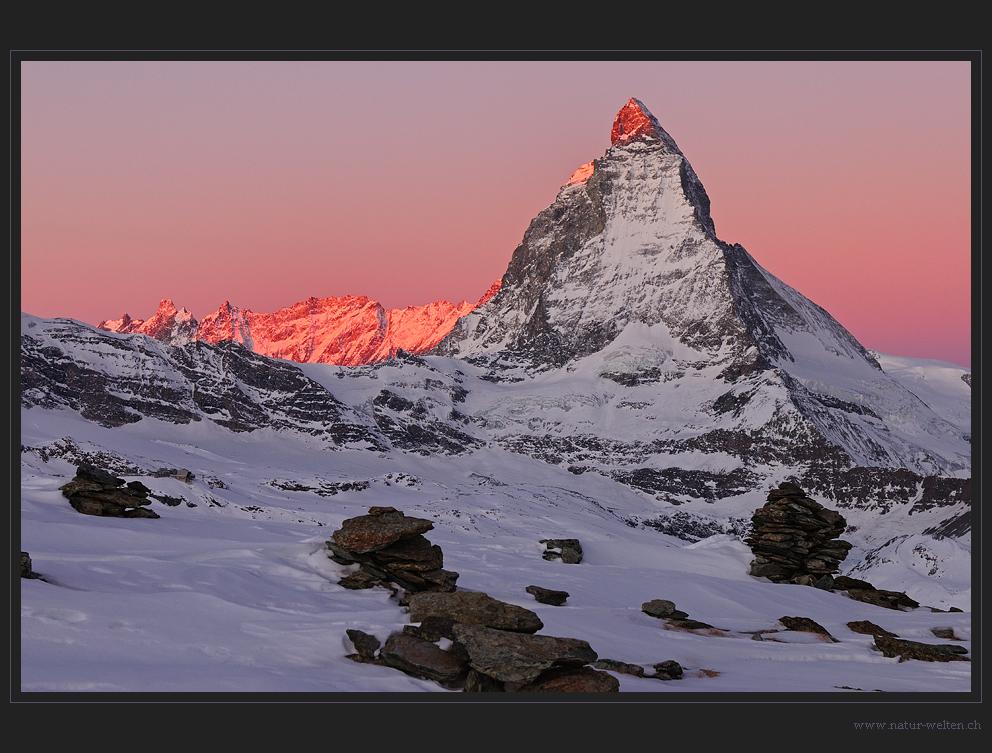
[452,623,598,685]
[379,632,467,683]
[331,506,434,554]
[407,591,544,633]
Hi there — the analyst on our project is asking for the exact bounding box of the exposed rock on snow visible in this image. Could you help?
[779,616,838,642]
[873,635,970,662]
[525,585,569,606]
[21,552,42,579]
[406,591,544,634]
[540,538,583,564]
[59,463,160,518]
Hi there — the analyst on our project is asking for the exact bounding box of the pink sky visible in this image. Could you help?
[19,59,973,367]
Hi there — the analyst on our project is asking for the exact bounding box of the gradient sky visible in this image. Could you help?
[19,59,973,367]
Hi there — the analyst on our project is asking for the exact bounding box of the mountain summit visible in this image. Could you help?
[434,98,968,476]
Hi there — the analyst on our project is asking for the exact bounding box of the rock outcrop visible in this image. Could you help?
[59,464,160,518]
[540,538,583,564]
[327,507,458,594]
[745,482,851,584]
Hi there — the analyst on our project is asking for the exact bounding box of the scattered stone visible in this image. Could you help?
[847,620,898,638]
[779,616,838,642]
[745,482,850,584]
[873,635,970,662]
[379,632,468,684]
[649,660,684,680]
[327,507,458,594]
[452,624,598,685]
[21,552,42,579]
[931,627,957,640]
[345,629,380,662]
[59,463,160,518]
[540,538,583,564]
[518,666,620,692]
[641,599,677,618]
[642,599,713,630]
[845,588,919,611]
[591,659,646,677]
[525,585,569,606]
[407,591,543,633]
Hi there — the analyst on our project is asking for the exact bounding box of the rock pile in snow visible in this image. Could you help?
[345,588,619,692]
[745,482,851,584]
[327,506,459,593]
[59,464,160,518]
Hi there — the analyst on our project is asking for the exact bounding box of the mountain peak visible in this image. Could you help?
[611,98,659,145]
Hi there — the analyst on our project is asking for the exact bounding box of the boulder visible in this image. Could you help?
[452,624,598,685]
[525,585,569,606]
[331,507,434,554]
[649,660,684,680]
[407,591,543,633]
[345,629,381,663]
[379,632,468,683]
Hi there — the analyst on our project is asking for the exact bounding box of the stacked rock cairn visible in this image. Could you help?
[745,482,852,586]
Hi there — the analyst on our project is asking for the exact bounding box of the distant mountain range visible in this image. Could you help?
[97,282,501,367]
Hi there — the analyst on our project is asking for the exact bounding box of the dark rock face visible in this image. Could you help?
[22,319,385,447]
[327,507,458,594]
[525,585,569,606]
[406,591,543,634]
[59,463,160,518]
[540,539,583,564]
[745,482,851,584]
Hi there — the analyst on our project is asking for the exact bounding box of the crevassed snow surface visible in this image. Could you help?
[19,405,972,696]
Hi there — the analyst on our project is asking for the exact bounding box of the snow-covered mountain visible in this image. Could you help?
[19,98,972,695]
[97,282,501,367]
